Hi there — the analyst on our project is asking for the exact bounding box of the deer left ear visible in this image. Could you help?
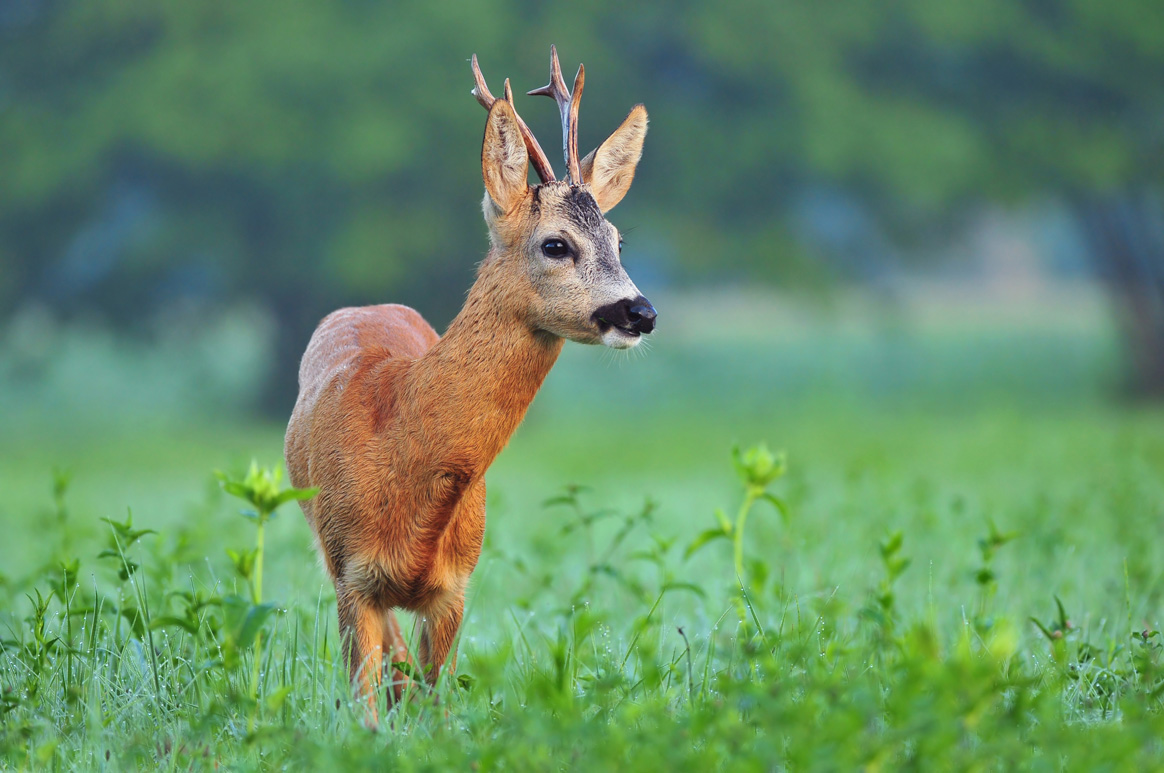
[482,99,531,216]
[580,104,648,213]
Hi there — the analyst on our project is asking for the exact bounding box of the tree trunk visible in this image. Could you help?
[258,287,328,420]
[1072,191,1164,399]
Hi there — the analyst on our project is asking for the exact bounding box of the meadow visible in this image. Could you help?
[2,297,1164,769]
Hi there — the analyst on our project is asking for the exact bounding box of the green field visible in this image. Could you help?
[3,321,1164,769]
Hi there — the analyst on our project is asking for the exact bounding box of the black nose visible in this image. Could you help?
[626,297,657,334]
[592,295,658,336]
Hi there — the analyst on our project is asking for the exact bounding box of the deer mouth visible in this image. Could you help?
[594,318,643,349]
[594,317,641,339]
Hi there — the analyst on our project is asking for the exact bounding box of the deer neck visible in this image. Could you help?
[399,255,564,475]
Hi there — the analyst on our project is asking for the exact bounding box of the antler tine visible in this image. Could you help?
[470,53,496,109]
[470,54,556,183]
[566,64,584,184]
[528,45,585,184]
[527,44,568,102]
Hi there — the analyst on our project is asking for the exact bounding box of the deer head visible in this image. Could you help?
[471,47,656,349]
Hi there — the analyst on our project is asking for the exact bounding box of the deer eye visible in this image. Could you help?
[541,239,570,259]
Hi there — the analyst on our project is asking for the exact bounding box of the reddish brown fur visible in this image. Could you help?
[285,58,649,723]
[285,253,564,711]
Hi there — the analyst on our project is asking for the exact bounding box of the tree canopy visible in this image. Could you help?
[2,1,1162,401]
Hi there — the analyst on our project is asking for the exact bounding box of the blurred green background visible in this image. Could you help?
[1,2,1163,582]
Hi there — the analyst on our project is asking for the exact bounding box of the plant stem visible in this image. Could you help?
[248,515,267,733]
[63,567,73,698]
[253,518,265,606]
[733,487,760,583]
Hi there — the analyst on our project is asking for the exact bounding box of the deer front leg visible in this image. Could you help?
[419,595,465,688]
[336,583,384,724]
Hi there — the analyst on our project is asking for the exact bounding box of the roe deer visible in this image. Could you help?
[285,46,655,721]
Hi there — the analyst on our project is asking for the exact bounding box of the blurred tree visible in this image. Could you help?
[875,0,1164,396]
[682,0,1164,394]
[1,1,1162,408]
[1,2,510,410]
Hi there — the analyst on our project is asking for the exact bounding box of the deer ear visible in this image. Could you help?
[581,104,648,213]
[482,99,530,215]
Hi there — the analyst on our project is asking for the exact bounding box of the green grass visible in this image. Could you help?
[3,326,1164,769]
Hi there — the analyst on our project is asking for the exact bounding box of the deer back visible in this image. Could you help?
[285,304,440,571]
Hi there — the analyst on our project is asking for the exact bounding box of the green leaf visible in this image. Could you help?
[660,581,707,598]
[684,527,730,560]
[98,550,141,581]
[150,615,200,635]
[540,485,589,509]
[35,740,59,764]
[273,486,319,508]
[1055,596,1070,632]
[758,492,789,520]
[226,548,257,581]
[626,549,665,566]
[880,531,904,558]
[220,481,249,499]
[266,686,293,712]
[218,463,314,520]
[100,512,157,548]
[220,595,279,666]
[1030,617,1056,642]
[392,660,422,680]
[746,558,770,590]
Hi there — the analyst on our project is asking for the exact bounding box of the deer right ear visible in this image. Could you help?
[580,104,648,213]
[482,100,530,216]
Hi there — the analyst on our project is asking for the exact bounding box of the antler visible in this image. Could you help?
[471,54,556,183]
[528,45,585,185]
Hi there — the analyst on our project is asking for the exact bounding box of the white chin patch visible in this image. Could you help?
[601,327,641,349]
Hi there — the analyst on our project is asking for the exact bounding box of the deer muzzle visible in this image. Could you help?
[594,295,657,336]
